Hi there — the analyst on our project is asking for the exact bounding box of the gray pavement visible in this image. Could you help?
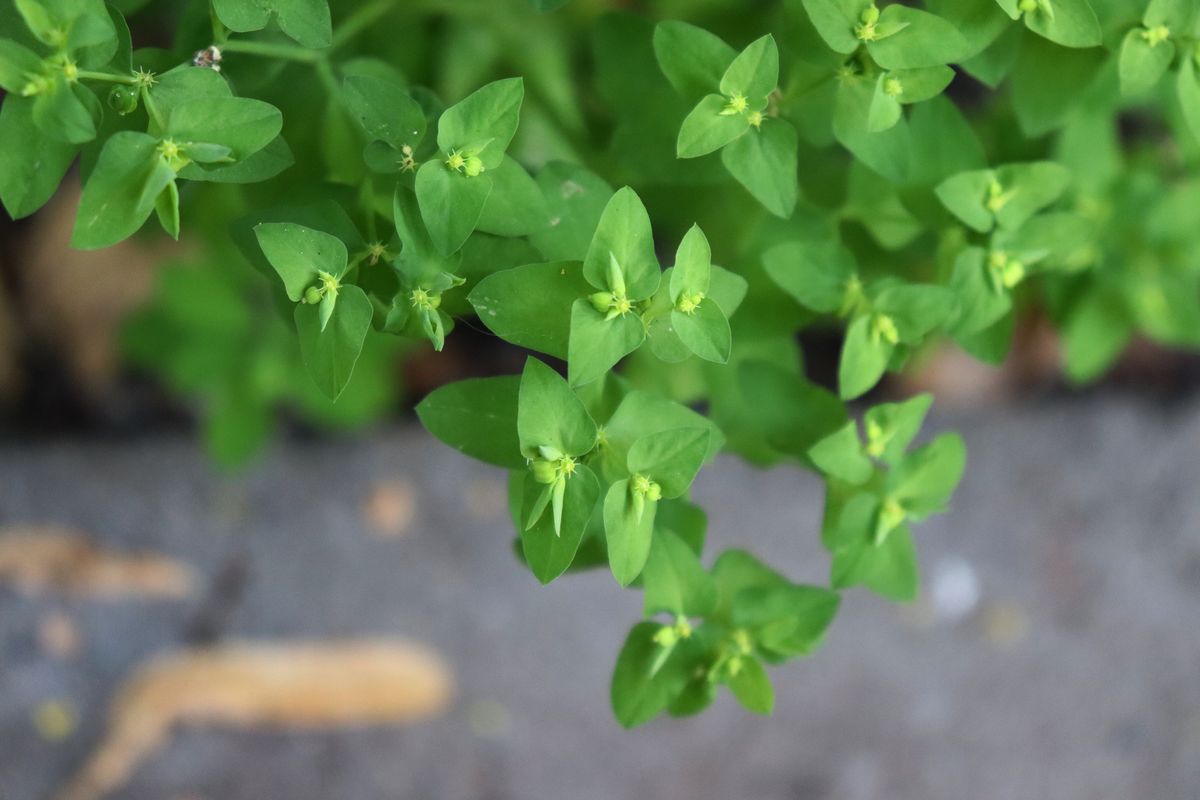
[0,395,1198,800]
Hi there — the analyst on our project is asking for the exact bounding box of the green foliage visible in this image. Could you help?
[7,0,1193,727]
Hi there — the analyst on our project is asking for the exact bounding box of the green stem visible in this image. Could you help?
[330,0,398,49]
[77,70,137,84]
[219,39,323,63]
[141,85,166,131]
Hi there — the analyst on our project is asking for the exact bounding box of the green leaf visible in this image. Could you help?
[166,96,282,161]
[611,621,688,728]
[727,657,773,715]
[627,427,711,497]
[831,495,920,601]
[414,159,493,256]
[0,95,77,219]
[1176,58,1200,143]
[1062,287,1131,382]
[838,313,893,400]
[71,131,166,250]
[671,301,731,363]
[642,528,717,618]
[832,75,911,183]
[154,178,179,239]
[1021,0,1101,48]
[341,74,426,149]
[1011,35,1105,136]
[864,393,933,464]
[889,432,966,517]
[1119,29,1174,95]
[469,261,589,360]
[436,76,523,170]
[935,169,995,232]
[808,421,872,484]
[873,284,955,344]
[295,283,372,400]
[475,156,547,237]
[0,38,41,93]
[34,79,97,144]
[518,356,598,458]
[211,0,332,48]
[520,464,600,583]
[599,389,725,481]
[867,6,969,69]
[653,20,736,99]
[254,222,348,302]
[530,161,614,261]
[720,118,798,217]
[604,479,657,585]
[583,186,660,300]
[179,135,295,184]
[730,582,841,657]
[416,376,525,469]
[949,247,1012,337]
[800,0,862,53]
[677,94,750,158]
[868,74,903,132]
[719,34,778,103]
[670,224,711,300]
[567,298,646,387]
[763,238,857,314]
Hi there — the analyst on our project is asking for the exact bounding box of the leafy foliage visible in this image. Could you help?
[4,0,1196,726]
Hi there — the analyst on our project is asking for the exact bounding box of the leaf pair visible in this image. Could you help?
[822,432,965,600]
[211,0,332,49]
[763,236,954,399]
[72,68,283,249]
[803,0,969,68]
[657,25,797,217]
[414,77,525,255]
[568,186,660,385]
[255,223,373,400]
[994,0,1102,49]
[604,426,711,586]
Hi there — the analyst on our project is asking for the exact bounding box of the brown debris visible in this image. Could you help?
[55,639,455,800]
[38,611,82,660]
[0,525,196,599]
[363,479,416,538]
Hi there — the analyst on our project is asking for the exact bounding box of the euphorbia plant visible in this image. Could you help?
[4,0,1200,726]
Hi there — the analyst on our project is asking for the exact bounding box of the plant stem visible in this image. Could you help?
[77,70,137,84]
[330,0,398,49]
[219,39,323,63]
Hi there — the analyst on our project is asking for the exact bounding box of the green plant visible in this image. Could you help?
[3,0,1199,726]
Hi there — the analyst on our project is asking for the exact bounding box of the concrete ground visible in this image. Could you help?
[0,395,1198,800]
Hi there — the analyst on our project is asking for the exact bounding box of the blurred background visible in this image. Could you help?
[4,0,1200,798]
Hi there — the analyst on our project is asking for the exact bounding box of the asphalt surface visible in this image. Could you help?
[1,395,1198,800]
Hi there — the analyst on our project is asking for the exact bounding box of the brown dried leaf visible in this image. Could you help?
[56,639,454,800]
[0,525,196,598]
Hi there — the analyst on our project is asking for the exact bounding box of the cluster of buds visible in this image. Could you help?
[409,287,441,312]
[864,417,889,459]
[985,178,1016,214]
[869,312,900,346]
[720,92,749,116]
[529,448,577,485]
[591,252,636,320]
[652,616,694,648]
[874,497,907,544]
[675,290,705,315]
[445,148,484,177]
[883,75,904,98]
[302,270,342,330]
[987,250,1026,291]
[1142,25,1171,47]
[630,472,662,523]
[854,4,881,41]
[156,138,190,172]
[398,144,416,173]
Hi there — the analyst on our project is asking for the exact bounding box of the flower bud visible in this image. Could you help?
[530,459,558,484]
[463,155,484,177]
[108,85,139,115]
[590,291,615,314]
[303,286,323,305]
